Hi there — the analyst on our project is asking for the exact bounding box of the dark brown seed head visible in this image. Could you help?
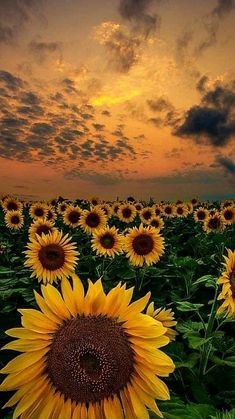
[86,212,101,228]
[38,244,65,270]
[100,233,115,249]
[46,315,134,403]
[132,233,154,255]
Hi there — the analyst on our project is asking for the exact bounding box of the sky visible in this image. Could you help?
[0,0,235,201]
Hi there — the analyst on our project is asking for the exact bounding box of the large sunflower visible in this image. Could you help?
[91,226,123,257]
[2,196,23,213]
[29,202,48,219]
[24,230,79,284]
[147,303,178,342]
[4,211,24,230]
[217,249,235,318]
[117,203,137,223]
[123,224,165,267]
[221,206,235,225]
[79,208,107,234]
[63,205,83,228]
[28,218,56,240]
[0,275,175,418]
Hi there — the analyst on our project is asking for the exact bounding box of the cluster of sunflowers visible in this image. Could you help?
[0,194,235,418]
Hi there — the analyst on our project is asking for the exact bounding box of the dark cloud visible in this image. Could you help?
[196,75,209,93]
[64,169,123,185]
[174,80,235,146]
[29,40,62,63]
[174,31,200,79]
[0,0,45,42]
[195,0,235,56]
[216,155,235,175]
[118,0,161,38]
[147,96,174,112]
[0,70,25,90]
[0,23,14,44]
[101,110,111,117]
[105,29,141,73]
[20,91,41,105]
[92,123,105,131]
[31,123,56,136]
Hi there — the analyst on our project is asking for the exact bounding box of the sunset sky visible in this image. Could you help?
[0,0,235,201]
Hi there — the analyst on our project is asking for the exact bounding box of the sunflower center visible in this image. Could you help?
[177,207,183,215]
[46,315,134,403]
[132,233,154,255]
[36,225,52,236]
[197,210,206,220]
[151,220,159,228]
[35,208,44,217]
[68,211,80,224]
[86,213,100,228]
[229,269,235,297]
[136,205,141,211]
[208,217,220,230]
[165,206,172,214]
[100,233,115,249]
[60,205,67,212]
[7,202,18,211]
[224,210,233,220]
[155,208,161,216]
[122,208,132,218]
[38,244,65,270]
[143,211,152,220]
[47,211,53,220]
[11,215,20,224]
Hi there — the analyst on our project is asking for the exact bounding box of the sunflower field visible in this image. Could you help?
[0,195,235,419]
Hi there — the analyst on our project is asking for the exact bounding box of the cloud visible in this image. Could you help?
[95,22,141,73]
[0,70,25,90]
[0,0,45,42]
[195,0,235,56]
[29,40,62,63]
[147,96,174,112]
[118,0,161,38]
[64,169,123,185]
[174,79,235,146]
[0,23,14,44]
[216,155,235,175]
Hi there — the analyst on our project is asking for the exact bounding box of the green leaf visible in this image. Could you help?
[176,301,204,312]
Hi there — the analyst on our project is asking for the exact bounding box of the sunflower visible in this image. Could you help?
[57,202,68,215]
[90,196,100,206]
[150,216,164,231]
[117,203,137,223]
[49,198,57,207]
[79,208,107,234]
[91,226,123,257]
[28,218,56,240]
[46,205,57,222]
[147,302,178,342]
[194,207,209,222]
[221,199,234,209]
[175,204,188,218]
[2,196,23,213]
[63,205,83,228]
[162,204,175,218]
[191,197,199,206]
[97,203,113,219]
[209,208,219,217]
[203,214,225,233]
[4,211,24,230]
[24,230,79,284]
[154,205,162,217]
[221,206,235,225]
[29,202,48,219]
[112,201,120,215]
[135,202,143,212]
[140,207,155,224]
[217,249,235,318]
[0,275,175,418]
[187,202,194,213]
[123,224,165,267]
